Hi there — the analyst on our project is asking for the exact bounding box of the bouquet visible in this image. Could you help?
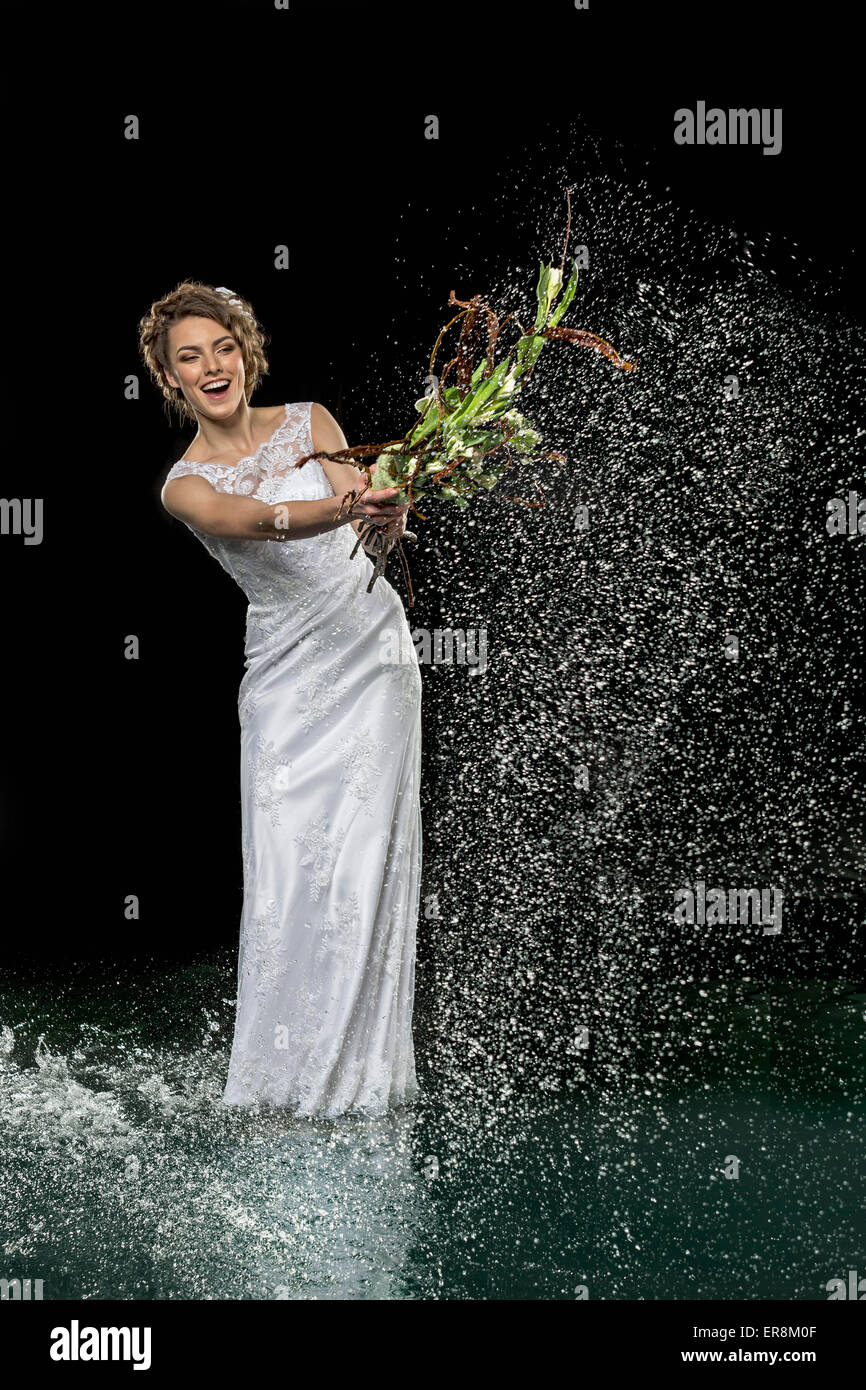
[296,190,636,604]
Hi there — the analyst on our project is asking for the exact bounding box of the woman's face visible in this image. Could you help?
[163,315,247,415]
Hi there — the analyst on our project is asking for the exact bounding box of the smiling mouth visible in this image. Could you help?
[201,381,231,399]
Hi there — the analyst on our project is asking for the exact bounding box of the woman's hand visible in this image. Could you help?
[349,485,410,524]
[348,486,409,552]
[376,509,408,541]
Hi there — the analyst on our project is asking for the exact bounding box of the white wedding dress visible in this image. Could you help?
[162,401,423,1117]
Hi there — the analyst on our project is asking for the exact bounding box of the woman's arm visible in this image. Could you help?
[311,402,408,549]
[162,474,356,541]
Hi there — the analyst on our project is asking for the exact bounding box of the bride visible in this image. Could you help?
[138,281,424,1118]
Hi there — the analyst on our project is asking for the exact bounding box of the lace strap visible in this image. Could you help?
[161,457,223,507]
[165,459,203,483]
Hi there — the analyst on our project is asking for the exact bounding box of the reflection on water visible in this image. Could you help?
[0,955,862,1300]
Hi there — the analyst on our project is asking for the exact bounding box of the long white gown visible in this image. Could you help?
[162,401,423,1117]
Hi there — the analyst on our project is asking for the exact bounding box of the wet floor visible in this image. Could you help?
[1,954,862,1300]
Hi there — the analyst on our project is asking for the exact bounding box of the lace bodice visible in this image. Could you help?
[162,400,319,502]
[162,400,374,628]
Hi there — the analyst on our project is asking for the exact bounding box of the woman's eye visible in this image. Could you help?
[180,346,235,363]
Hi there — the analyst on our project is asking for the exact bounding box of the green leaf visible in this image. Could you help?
[534,261,550,329]
[468,359,489,389]
[515,334,546,372]
[449,357,512,427]
[406,415,437,446]
[548,257,579,327]
[408,401,448,445]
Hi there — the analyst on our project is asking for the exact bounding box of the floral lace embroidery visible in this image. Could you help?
[313,891,363,974]
[381,830,411,897]
[238,684,259,727]
[274,978,326,1053]
[295,631,350,734]
[246,897,285,998]
[164,402,311,497]
[336,725,391,816]
[245,605,300,657]
[366,907,407,994]
[386,654,422,725]
[294,806,341,904]
[368,818,418,979]
[251,734,292,826]
[379,818,420,987]
[384,914,410,985]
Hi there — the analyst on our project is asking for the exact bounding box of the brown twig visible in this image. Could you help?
[560,185,572,275]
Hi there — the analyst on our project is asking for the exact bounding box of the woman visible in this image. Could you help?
[138,281,423,1118]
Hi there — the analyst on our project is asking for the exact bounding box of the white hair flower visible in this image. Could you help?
[214,286,248,316]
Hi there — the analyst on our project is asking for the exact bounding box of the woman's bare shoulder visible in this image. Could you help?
[309,401,347,452]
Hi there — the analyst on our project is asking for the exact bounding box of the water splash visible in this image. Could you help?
[1,959,862,1298]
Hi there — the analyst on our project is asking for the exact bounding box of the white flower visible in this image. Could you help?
[214,286,243,309]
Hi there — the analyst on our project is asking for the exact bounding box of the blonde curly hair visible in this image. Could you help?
[137,280,270,427]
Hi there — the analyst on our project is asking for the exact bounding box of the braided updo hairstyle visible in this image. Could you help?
[137,280,270,427]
